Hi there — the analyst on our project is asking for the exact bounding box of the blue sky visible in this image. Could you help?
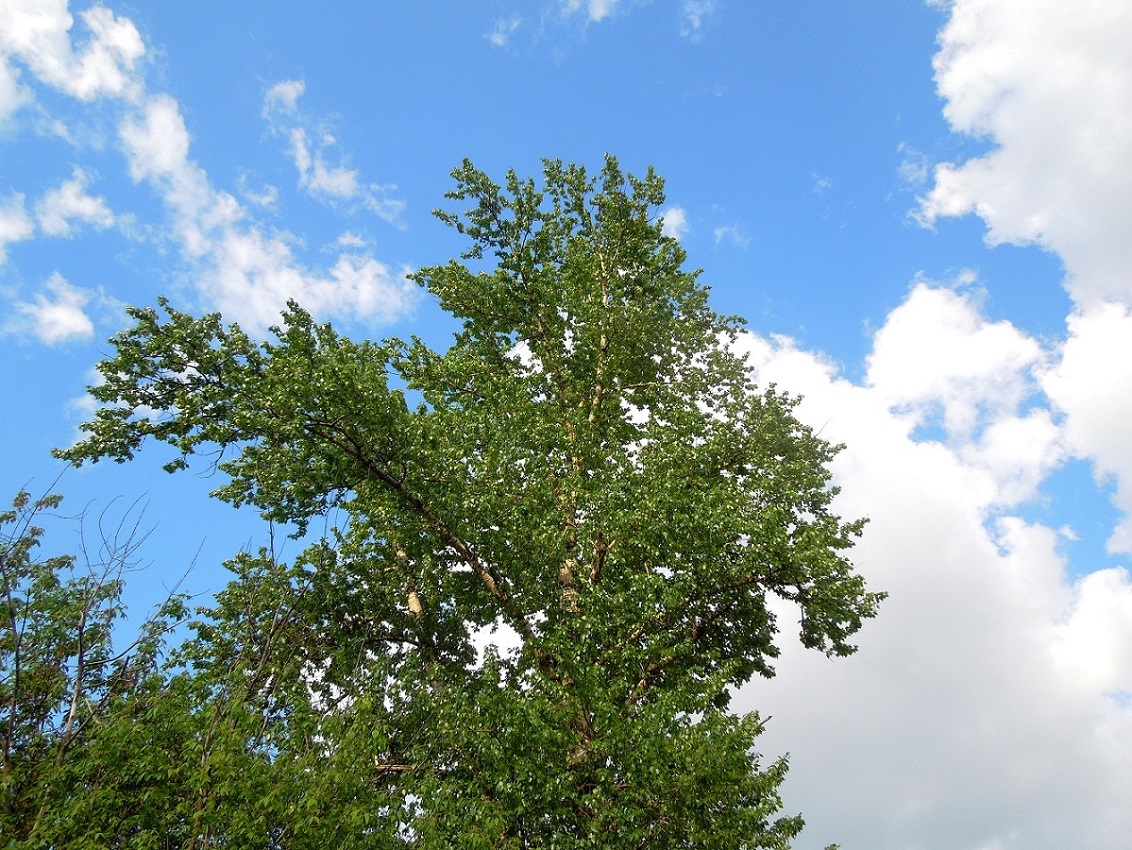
[3,1,1132,847]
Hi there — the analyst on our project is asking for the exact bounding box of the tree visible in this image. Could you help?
[57,157,883,847]
[0,487,189,845]
[1,490,385,848]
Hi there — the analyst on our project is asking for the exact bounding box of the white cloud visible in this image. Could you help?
[659,205,688,240]
[202,228,416,332]
[560,0,711,34]
[866,279,1044,438]
[334,231,367,249]
[920,0,1132,554]
[0,55,31,122]
[680,0,716,39]
[712,224,748,248]
[120,95,242,258]
[731,292,1132,849]
[0,193,34,263]
[918,0,1132,308]
[1042,303,1132,555]
[35,166,114,236]
[237,172,279,208]
[291,128,359,198]
[0,0,144,103]
[3,13,411,335]
[263,79,304,115]
[959,408,1063,508]
[120,94,193,183]
[735,3,1132,843]
[562,0,620,23]
[118,93,414,333]
[897,142,931,189]
[263,80,406,224]
[10,272,94,344]
[487,16,522,48]
[1052,566,1132,694]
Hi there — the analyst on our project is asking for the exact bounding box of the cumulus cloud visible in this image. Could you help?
[201,229,414,332]
[0,0,144,103]
[920,0,1132,554]
[731,290,1132,849]
[263,79,405,224]
[918,0,1132,307]
[9,272,95,344]
[1042,304,1132,555]
[1052,565,1132,696]
[866,278,1044,438]
[119,93,414,333]
[0,193,34,263]
[35,167,114,236]
[659,205,688,240]
[742,2,1132,845]
[863,280,1063,510]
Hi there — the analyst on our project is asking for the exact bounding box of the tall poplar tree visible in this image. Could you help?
[58,157,883,848]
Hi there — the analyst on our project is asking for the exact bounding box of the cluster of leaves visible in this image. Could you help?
[11,157,880,847]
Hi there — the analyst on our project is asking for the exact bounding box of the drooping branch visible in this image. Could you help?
[296,415,560,677]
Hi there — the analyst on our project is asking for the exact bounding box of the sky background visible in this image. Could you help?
[2,1,1131,847]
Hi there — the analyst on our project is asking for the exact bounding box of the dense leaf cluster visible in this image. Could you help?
[13,158,880,847]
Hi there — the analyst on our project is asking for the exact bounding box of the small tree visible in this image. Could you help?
[58,157,883,847]
[1,492,371,848]
[0,488,188,844]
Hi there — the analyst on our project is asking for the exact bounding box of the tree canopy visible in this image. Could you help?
[48,156,883,848]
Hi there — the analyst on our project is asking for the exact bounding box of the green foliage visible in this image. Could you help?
[0,488,189,845]
[54,156,884,847]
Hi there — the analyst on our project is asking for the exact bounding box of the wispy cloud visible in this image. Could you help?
[0,193,34,263]
[262,78,304,115]
[120,92,415,332]
[263,79,405,225]
[713,224,749,248]
[679,0,717,40]
[237,171,279,209]
[896,142,931,190]
[487,16,523,48]
[0,54,30,122]
[561,0,621,23]
[3,7,416,339]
